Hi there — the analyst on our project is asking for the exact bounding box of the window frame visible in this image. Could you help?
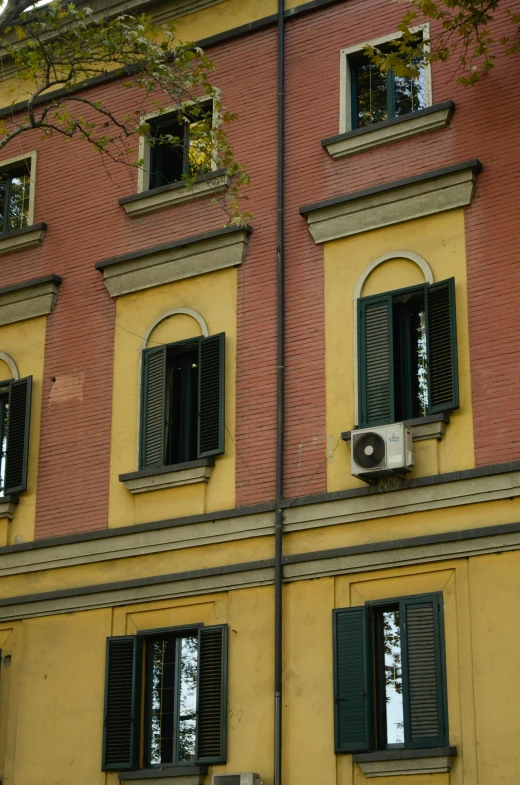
[339,25,432,134]
[0,151,37,233]
[138,99,218,194]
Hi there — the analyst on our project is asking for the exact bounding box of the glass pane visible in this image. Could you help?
[0,395,9,495]
[354,61,388,128]
[382,609,404,745]
[148,637,176,765]
[0,180,6,231]
[416,309,428,416]
[188,109,212,177]
[177,636,198,762]
[7,171,30,232]
[394,66,426,117]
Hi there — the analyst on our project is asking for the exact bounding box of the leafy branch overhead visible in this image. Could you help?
[367,0,519,85]
[0,0,249,222]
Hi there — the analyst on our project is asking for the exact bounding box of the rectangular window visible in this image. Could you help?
[102,625,228,772]
[333,593,448,754]
[0,163,31,233]
[358,278,458,427]
[140,334,225,470]
[147,102,213,190]
[0,376,32,495]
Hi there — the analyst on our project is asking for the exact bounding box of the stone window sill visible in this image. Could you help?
[119,169,230,217]
[0,495,19,521]
[322,101,454,159]
[342,413,450,444]
[0,222,47,255]
[119,765,207,784]
[119,458,215,494]
[353,746,457,777]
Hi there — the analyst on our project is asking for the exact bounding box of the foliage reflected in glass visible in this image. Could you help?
[0,392,8,495]
[148,103,212,189]
[0,165,30,234]
[381,609,404,745]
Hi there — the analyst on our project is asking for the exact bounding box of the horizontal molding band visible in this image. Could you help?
[2,521,520,620]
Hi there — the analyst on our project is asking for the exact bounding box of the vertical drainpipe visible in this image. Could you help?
[274,1,285,785]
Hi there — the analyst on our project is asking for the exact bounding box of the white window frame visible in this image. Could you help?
[339,24,432,134]
[0,150,37,228]
[137,97,219,193]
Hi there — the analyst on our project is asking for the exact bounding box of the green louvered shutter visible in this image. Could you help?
[140,346,166,469]
[358,295,394,427]
[198,333,225,458]
[426,278,459,413]
[196,624,228,763]
[401,595,448,749]
[4,376,32,495]
[102,636,141,771]
[333,607,371,753]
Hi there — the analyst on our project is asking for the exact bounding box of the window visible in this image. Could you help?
[140,333,225,470]
[146,102,213,190]
[349,51,426,130]
[0,163,31,233]
[357,278,458,427]
[333,593,448,754]
[0,376,32,496]
[102,625,228,772]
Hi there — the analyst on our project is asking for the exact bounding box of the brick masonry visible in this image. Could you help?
[0,0,515,536]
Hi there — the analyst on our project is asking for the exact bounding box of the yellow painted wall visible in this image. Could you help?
[324,209,474,493]
[0,317,46,546]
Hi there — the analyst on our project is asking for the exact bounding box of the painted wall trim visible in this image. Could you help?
[299,160,482,244]
[0,272,62,326]
[4,521,520,620]
[0,352,19,380]
[95,225,252,297]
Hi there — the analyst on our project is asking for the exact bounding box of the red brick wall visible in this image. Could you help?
[1,0,517,537]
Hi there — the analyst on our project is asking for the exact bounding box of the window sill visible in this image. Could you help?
[119,169,230,217]
[0,495,19,521]
[322,101,454,159]
[353,746,457,778]
[119,458,215,494]
[0,222,47,255]
[119,765,207,783]
[342,413,450,444]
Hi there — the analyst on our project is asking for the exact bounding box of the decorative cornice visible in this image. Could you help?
[300,160,482,243]
[322,101,455,159]
[0,273,62,326]
[0,222,47,255]
[119,169,230,217]
[95,225,252,297]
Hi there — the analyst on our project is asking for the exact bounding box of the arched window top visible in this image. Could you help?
[353,251,434,302]
[141,308,209,351]
[0,351,19,380]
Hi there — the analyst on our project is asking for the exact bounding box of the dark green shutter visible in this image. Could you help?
[196,624,228,763]
[401,595,448,748]
[333,607,371,753]
[358,295,394,427]
[140,346,166,469]
[426,278,459,413]
[4,376,32,495]
[102,636,141,771]
[198,333,225,458]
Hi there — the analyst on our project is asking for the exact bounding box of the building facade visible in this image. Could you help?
[0,0,519,783]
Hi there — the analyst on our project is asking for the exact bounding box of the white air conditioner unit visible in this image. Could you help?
[351,422,414,479]
[213,776,263,785]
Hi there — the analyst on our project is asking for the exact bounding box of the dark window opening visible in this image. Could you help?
[392,288,428,421]
[350,47,426,130]
[145,632,199,767]
[165,343,199,465]
[148,103,213,190]
[0,164,31,233]
[0,389,9,494]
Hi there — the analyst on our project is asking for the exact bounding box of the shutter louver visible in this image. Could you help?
[140,346,166,469]
[4,376,32,495]
[196,624,227,763]
[402,596,447,748]
[102,636,140,771]
[426,278,459,413]
[333,607,371,753]
[198,333,225,458]
[358,296,393,427]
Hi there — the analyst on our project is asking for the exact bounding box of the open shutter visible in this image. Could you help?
[102,636,141,771]
[140,346,166,469]
[426,278,459,413]
[401,595,448,749]
[196,624,227,763]
[358,295,393,427]
[198,333,225,458]
[4,376,32,495]
[333,607,371,753]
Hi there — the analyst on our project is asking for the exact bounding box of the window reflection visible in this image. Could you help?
[0,393,9,496]
[382,609,404,745]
